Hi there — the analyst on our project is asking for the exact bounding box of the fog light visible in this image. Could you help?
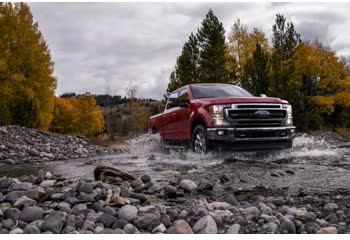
[217,130,225,136]
[291,129,295,133]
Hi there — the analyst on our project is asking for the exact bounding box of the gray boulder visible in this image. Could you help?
[42,211,67,234]
[20,206,44,223]
[118,205,138,222]
[180,180,197,192]
[193,215,218,234]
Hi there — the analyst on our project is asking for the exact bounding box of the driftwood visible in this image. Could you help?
[94,164,135,182]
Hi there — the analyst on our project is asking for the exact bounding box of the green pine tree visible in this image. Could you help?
[197,9,230,83]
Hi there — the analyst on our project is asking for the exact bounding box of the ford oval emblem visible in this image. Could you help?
[254,110,270,119]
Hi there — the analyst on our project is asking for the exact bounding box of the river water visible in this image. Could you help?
[1,132,350,195]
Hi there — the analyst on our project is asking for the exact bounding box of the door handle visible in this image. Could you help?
[171,113,176,117]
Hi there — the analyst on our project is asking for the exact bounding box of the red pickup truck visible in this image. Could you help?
[148,83,296,153]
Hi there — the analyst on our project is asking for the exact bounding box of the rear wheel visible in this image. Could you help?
[191,125,209,154]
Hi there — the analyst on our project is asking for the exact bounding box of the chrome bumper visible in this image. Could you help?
[207,126,296,142]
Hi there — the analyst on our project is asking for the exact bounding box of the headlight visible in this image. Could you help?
[283,104,293,125]
[210,104,230,126]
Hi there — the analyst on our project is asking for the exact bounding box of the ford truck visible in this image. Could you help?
[148,83,296,153]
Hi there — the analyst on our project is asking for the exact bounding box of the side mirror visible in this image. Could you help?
[260,94,267,97]
[179,98,189,108]
[168,98,178,108]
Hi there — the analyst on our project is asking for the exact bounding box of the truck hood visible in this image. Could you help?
[192,97,288,105]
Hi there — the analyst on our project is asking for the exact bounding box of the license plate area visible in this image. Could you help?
[234,130,288,138]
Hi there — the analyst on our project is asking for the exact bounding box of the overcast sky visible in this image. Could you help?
[28,2,350,100]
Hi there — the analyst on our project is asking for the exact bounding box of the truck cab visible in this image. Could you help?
[149,83,296,153]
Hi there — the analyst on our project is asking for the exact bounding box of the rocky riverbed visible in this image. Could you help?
[0,126,350,234]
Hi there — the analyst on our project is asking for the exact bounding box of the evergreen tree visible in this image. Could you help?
[271,14,300,98]
[243,43,271,96]
[197,9,230,83]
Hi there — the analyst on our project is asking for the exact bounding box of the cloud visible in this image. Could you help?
[28,2,350,99]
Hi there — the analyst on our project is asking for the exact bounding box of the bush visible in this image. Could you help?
[0,100,11,126]
[10,92,39,128]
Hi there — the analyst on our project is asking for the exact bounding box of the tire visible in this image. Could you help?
[191,125,209,154]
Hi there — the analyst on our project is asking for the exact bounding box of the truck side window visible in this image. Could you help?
[166,92,178,110]
[178,88,189,102]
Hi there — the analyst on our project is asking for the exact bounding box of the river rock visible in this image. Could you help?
[163,186,177,198]
[5,191,25,203]
[9,228,24,234]
[180,180,197,192]
[262,222,278,233]
[42,211,67,234]
[39,180,56,188]
[0,177,12,189]
[226,224,240,234]
[71,204,87,215]
[319,227,337,234]
[23,225,41,234]
[304,222,320,234]
[167,220,193,234]
[118,205,138,222]
[324,203,339,213]
[97,213,117,228]
[4,208,21,220]
[75,148,88,155]
[123,223,138,234]
[141,175,152,183]
[279,217,296,234]
[13,196,36,207]
[133,212,160,230]
[2,219,15,230]
[193,215,218,234]
[20,206,43,222]
[10,183,32,191]
[79,182,94,194]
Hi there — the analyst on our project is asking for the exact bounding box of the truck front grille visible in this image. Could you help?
[225,104,287,127]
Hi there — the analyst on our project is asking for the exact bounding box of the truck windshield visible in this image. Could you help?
[191,85,252,99]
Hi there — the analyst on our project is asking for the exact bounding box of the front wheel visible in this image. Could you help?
[191,125,209,154]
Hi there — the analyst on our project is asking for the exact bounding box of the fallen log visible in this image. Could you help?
[94,164,135,182]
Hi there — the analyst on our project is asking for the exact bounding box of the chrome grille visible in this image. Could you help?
[225,104,287,127]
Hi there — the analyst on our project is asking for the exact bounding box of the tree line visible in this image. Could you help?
[167,9,350,132]
[0,3,104,136]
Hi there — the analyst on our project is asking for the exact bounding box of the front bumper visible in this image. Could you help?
[207,126,296,151]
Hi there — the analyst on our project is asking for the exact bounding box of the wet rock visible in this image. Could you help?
[9,228,24,234]
[279,217,296,234]
[23,225,41,234]
[163,186,177,198]
[97,213,117,228]
[62,226,77,234]
[29,148,40,157]
[160,212,171,227]
[180,180,197,192]
[0,177,12,189]
[123,223,138,234]
[193,215,218,234]
[10,183,32,191]
[42,211,67,234]
[325,213,338,224]
[324,203,339,213]
[285,169,296,175]
[2,219,15,230]
[13,196,36,207]
[118,205,138,222]
[319,227,337,234]
[226,224,240,234]
[75,148,88,155]
[20,206,43,222]
[6,191,25,203]
[44,172,53,180]
[262,222,278,233]
[220,174,230,183]
[79,182,94,194]
[71,204,87,215]
[167,220,193,234]
[304,222,320,234]
[4,208,21,220]
[223,194,239,206]
[130,193,147,203]
[51,193,64,201]
[198,182,213,192]
[112,219,128,229]
[141,175,152,184]
[133,212,160,230]
[245,206,260,216]
[39,180,56,188]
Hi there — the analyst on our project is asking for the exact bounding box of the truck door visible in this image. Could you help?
[161,91,179,141]
[173,88,191,141]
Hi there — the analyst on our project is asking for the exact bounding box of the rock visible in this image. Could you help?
[220,174,230,183]
[75,148,88,155]
[9,228,24,234]
[13,196,36,207]
[198,182,213,191]
[325,213,338,224]
[130,193,147,202]
[133,212,160,230]
[97,213,117,228]
[262,222,278,233]
[152,223,166,233]
[118,205,138,222]
[62,226,77,234]
[10,183,32,191]
[20,206,43,222]
[4,208,21,220]
[285,169,295,175]
[279,217,296,234]
[23,225,41,234]
[71,204,87,215]
[79,182,94,194]
[245,206,260,216]
[167,220,193,234]
[39,180,56,188]
[193,215,218,234]
[180,180,197,192]
[2,219,15,230]
[319,227,337,234]
[82,220,95,230]
[163,186,177,198]
[304,222,320,234]
[324,203,339,213]
[24,189,40,201]
[0,177,12,189]
[123,223,138,234]
[44,172,53,180]
[141,175,151,183]
[223,194,239,206]
[42,211,67,234]
[259,202,273,215]
[51,193,64,200]
[226,224,240,234]
[5,191,25,203]
[207,201,232,210]
[29,148,40,157]
[112,219,128,229]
